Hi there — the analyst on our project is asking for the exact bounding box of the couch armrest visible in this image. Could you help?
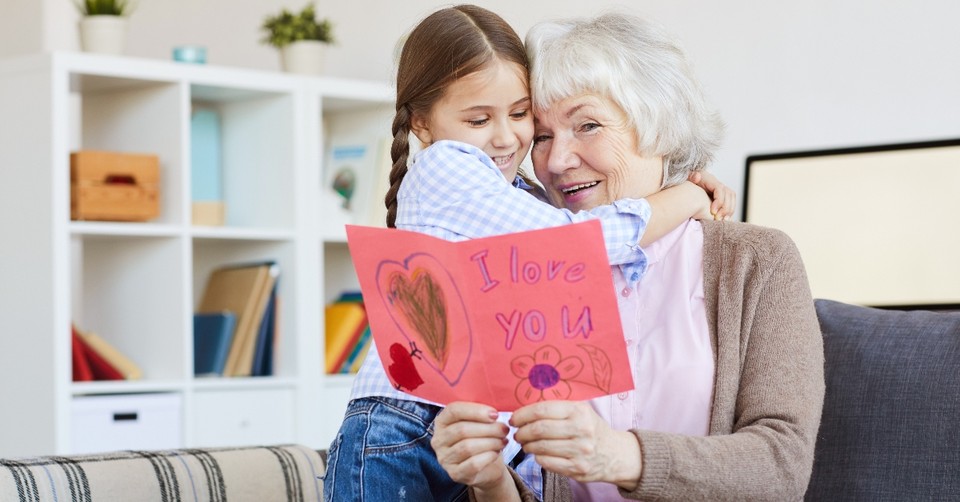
[1,444,325,502]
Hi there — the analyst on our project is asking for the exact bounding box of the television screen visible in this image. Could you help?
[743,139,960,308]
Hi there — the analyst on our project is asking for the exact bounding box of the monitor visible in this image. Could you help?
[743,139,960,309]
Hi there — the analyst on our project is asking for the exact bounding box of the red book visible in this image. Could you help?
[73,327,124,381]
[71,327,94,382]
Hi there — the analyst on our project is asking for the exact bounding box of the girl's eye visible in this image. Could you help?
[510,110,529,120]
[467,118,489,126]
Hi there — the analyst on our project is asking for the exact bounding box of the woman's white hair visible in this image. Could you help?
[525,12,724,187]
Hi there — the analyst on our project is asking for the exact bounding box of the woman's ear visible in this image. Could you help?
[410,113,433,145]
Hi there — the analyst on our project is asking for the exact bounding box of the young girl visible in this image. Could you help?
[322,5,733,501]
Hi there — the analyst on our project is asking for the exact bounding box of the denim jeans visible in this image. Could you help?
[322,396,468,502]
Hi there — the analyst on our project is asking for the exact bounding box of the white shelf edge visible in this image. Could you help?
[322,374,357,389]
[69,221,183,237]
[191,226,296,241]
[190,376,299,391]
[71,380,187,396]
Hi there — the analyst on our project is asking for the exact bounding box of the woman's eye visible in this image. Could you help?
[533,134,552,145]
[580,122,601,133]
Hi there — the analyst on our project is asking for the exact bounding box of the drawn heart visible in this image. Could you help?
[376,253,472,387]
[388,269,449,368]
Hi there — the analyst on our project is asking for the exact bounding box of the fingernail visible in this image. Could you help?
[488,410,499,420]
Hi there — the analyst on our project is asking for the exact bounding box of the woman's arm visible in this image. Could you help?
[510,401,643,490]
[626,224,824,500]
[513,225,823,501]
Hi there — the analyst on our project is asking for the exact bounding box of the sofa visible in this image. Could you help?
[3,299,957,501]
[805,299,960,500]
[0,444,326,501]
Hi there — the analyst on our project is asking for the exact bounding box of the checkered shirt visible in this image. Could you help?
[348,140,652,494]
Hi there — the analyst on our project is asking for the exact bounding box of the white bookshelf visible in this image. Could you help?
[0,52,393,457]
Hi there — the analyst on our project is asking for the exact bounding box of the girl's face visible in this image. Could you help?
[531,93,663,212]
[412,59,533,181]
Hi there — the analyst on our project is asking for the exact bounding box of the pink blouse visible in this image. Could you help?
[570,219,715,501]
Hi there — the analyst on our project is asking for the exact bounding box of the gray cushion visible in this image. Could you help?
[805,299,960,501]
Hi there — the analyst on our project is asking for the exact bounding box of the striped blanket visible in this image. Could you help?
[0,445,325,502]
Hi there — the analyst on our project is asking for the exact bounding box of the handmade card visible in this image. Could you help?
[346,221,633,411]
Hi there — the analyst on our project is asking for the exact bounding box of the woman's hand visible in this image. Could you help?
[511,401,642,490]
[689,171,736,220]
[431,402,520,500]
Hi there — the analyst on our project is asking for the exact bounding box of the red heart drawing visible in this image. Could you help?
[387,342,424,391]
[376,253,472,387]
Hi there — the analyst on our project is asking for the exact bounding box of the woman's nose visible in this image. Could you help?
[546,136,579,173]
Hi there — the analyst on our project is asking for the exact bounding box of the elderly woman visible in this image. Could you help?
[431,12,825,502]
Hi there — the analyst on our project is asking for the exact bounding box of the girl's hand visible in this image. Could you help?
[689,171,737,220]
[510,401,642,490]
[431,402,516,497]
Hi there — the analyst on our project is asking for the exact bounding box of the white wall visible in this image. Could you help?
[0,0,42,59]
[5,0,960,215]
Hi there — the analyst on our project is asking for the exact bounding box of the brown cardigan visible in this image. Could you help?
[497,220,825,501]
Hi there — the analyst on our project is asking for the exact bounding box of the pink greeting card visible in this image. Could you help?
[346,220,633,411]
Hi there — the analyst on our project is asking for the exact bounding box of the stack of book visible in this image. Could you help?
[195,260,279,378]
[72,325,143,381]
[325,292,372,374]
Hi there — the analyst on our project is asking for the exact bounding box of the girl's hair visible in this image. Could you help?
[525,12,724,188]
[384,4,528,228]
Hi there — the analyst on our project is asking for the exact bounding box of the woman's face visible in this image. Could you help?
[531,94,663,212]
[412,59,533,182]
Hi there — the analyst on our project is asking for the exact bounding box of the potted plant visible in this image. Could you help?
[261,3,335,75]
[75,0,133,55]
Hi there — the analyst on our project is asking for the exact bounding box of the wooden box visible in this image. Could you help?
[71,150,160,221]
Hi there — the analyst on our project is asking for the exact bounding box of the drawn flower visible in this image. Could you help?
[511,345,584,405]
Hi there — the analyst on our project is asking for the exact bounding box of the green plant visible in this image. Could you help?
[75,0,132,16]
[261,3,334,48]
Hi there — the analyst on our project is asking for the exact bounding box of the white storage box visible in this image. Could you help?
[192,388,294,447]
[71,393,182,454]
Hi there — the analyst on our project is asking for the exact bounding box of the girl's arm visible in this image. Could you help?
[406,141,733,274]
[641,182,710,246]
[640,172,737,245]
[408,141,648,268]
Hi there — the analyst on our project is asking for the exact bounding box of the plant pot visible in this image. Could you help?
[280,41,326,75]
[79,15,128,55]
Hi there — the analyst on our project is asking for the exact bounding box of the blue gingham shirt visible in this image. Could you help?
[349,140,652,497]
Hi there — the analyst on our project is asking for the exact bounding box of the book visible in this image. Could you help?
[72,327,124,381]
[193,311,237,377]
[321,137,385,235]
[365,137,393,227]
[347,331,373,374]
[324,301,368,374]
[233,263,279,377]
[71,327,94,382]
[197,260,277,377]
[251,283,277,377]
[190,108,225,225]
[324,143,371,212]
[330,306,368,373]
[79,330,144,380]
[340,324,372,374]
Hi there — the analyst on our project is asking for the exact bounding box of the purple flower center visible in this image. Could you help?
[528,363,560,390]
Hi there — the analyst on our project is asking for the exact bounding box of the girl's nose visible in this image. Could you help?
[491,119,518,149]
